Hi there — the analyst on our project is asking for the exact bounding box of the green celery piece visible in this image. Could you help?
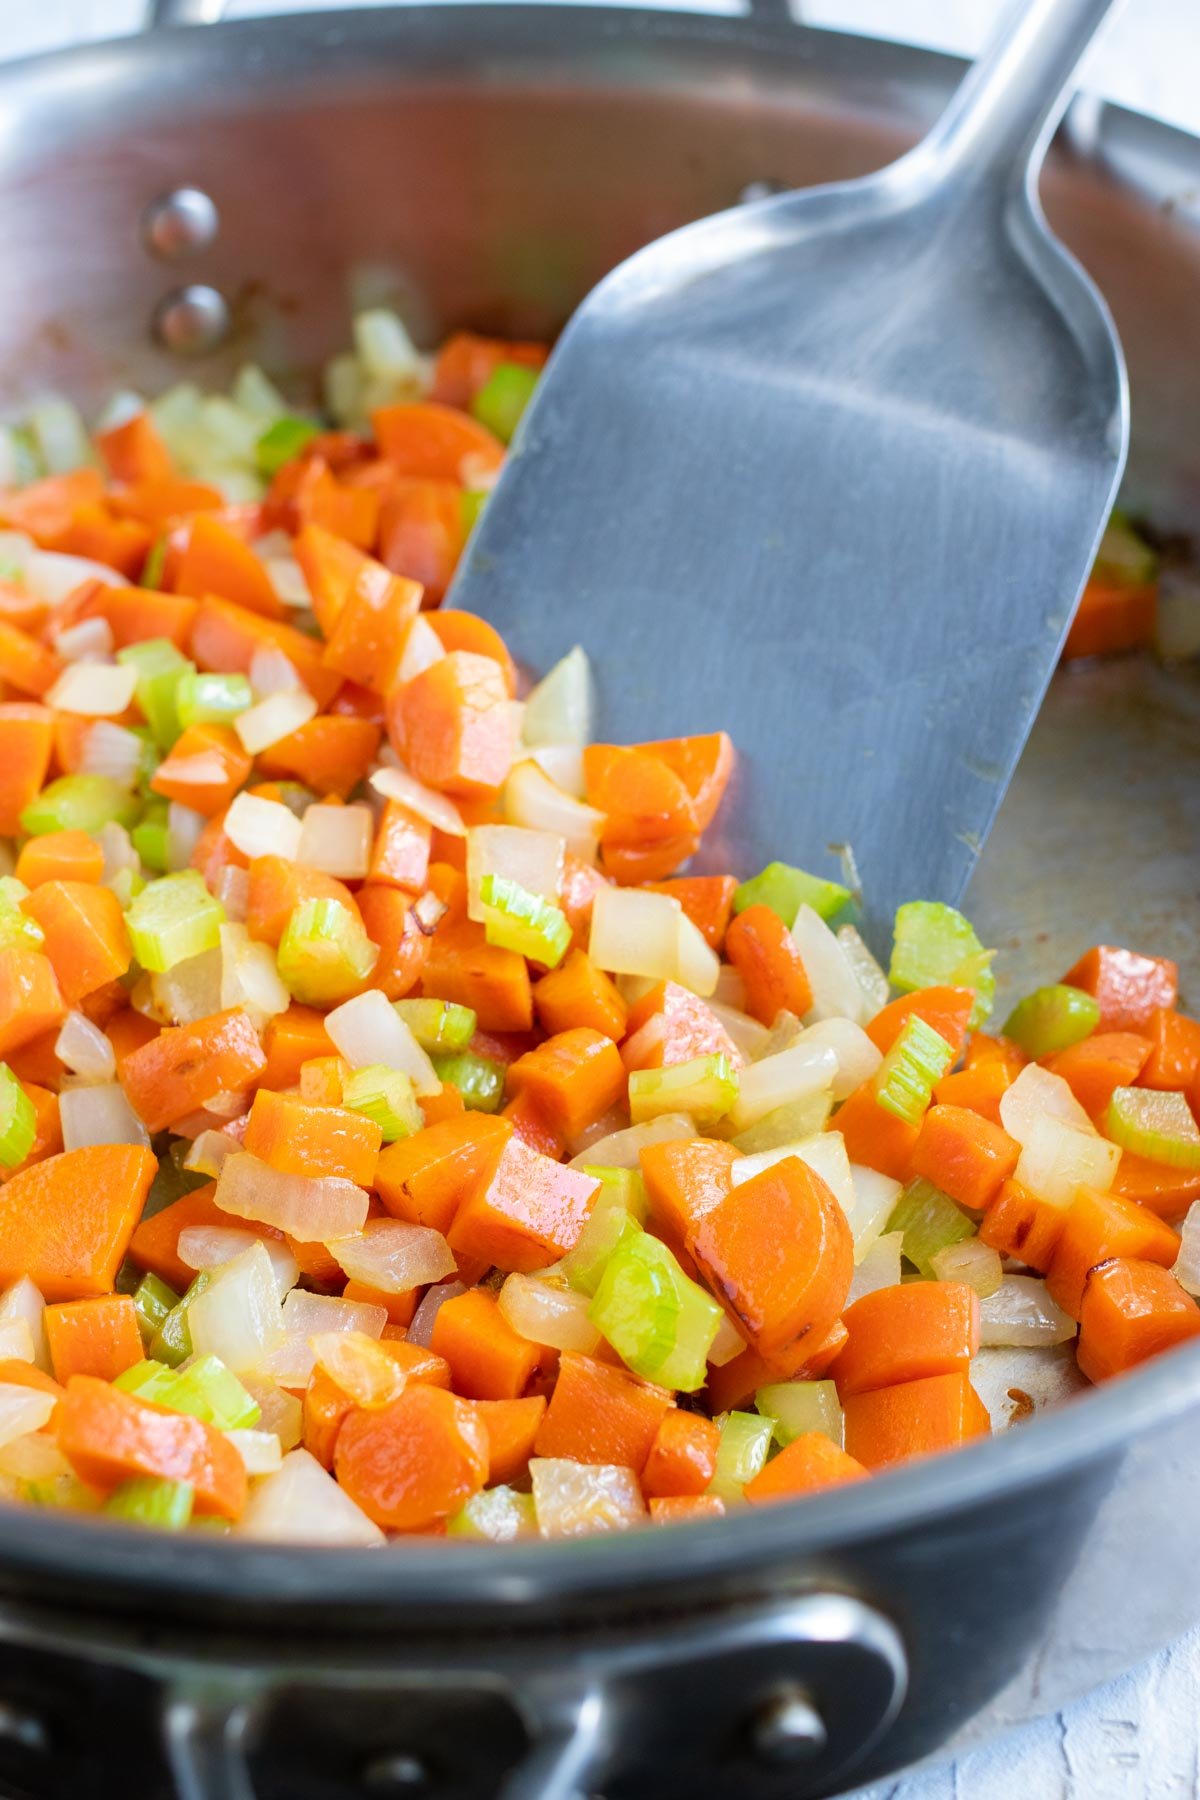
[447,1486,537,1541]
[131,799,170,874]
[126,869,225,973]
[733,861,853,927]
[277,897,378,1004]
[132,1272,180,1345]
[628,1052,738,1130]
[732,1092,834,1152]
[1003,984,1100,1059]
[256,416,320,477]
[166,1354,261,1430]
[888,900,996,1029]
[175,669,253,730]
[1105,1087,1200,1170]
[887,1178,974,1278]
[0,1066,35,1169]
[580,1166,648,1224]
[589,1230,722,1392]
[114,1358,180,1404]
[708,1411,774,1503]
[478,873,571,968]
[755,1381,843,1448]
[341,1063,423,1142]
[461,490,488,536]
[1093,509,1157,586]
[0,879,44,951]
[20,774,140,838]
[872,1015,954,1126]
[141,535,168,590]
[430,1050,505,1113]
[117,638,193,749]
[393,998,477,1052]
[105,1477,194,1531]
[557,1198,644,1298]
[150,1271,211,1367]
[470,362,539,444]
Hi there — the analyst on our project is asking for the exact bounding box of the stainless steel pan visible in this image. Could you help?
[0,6,1198,1796]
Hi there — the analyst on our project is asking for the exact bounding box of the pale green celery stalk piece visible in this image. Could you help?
[887,1178,974,1278]
[628,1053,739,1131]
[580,1167,648,1225]
[557,1201,644,1298]
[430,1051,505,1113]
[1003,984,1101,1059]
[447,1486,537,1541]
[114,1359,180,1403]
[755,1381,844,1448]
[1105,1087,1200,1170]
[116,637,194,749]
[132,799,170,874]
[732,861,853,927]
[872,1015,954,1126]
[732,1092,834,1152]
[175,670,253,729]
[393,998,477,1052]
[167,1354,261,1430]
[470,363,540,444]
[20,774,140,838]
[888,900,996,1028]
[478,873,571,968]
[105,1476,194,1531]
[0,1066,35,1169]
[589,1230,722,1391]
[708,1412,775,1503]
[277,897,378,1005]
[132,1273,180,1345]
[0,879,44,950]
[256,417,320,477]
[342,1064,424,1141]
[126,869,225,973]
[150,1271,212,1367]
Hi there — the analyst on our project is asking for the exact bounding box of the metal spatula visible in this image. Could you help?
[449,0,1128,942]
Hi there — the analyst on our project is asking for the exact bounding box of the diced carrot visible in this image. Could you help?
[175,514,284,618]
[303,1366,355,1470]
[0,947,66,1057]
[390,651,513,797]
[20,881,130,1008]
[5,1029,64,1094]
[645,876,738,952]
[1047,1031,1152,1118]
[583,745,696,848]
[107,1006,161,1069]
[1076,1256,1200,1382]
[0,620,61,697]
[1112,1154,1200,1224]
[0,578,47,634]
[368,802,432,892]
[0,704,54,834]
[257,714,381,802]
[499,1090,565,1161]
[505,1028,626,1141]
[81,980,128,1030]
[649,1494,727,1525]
[843,1371,990,1469]
[120,1009,267,1134]
[447,1135,599,1273]
[421,1086,466,1127]
[44,1294,144,1385]
[330,681,386,726]
[88,584,200,653]
[430,332,549,408]
[533,951,628,1042]
[0,1361,62,1398]
[605,832,702,881]
[189,811,248,890]
[833,1283,980,1398]
[621,980,742,1073]
[377,479,464,605]
[108,479,224,528]
[473,1395,546,1485]
[260,1005,333,1088]
[704,1319,849,1416]
[96,411,175,486]
[190,596,341,708]
[128,1182,227,1293]
[341,1281,417,1328]
[1062,576,1157,660]
[426,612,517,695]
[1060,945,1178,1033]
[334,1381,489,1530]
[0,469,106,544]
[745,1432,869,1503]
[372,402,505,481]
[1138,1009,1200,1093]
[533,1351,672,1473]
[908,1104,1019,1212]
[420,912,531,1032]
[641,1138,739,1247]
[932,1061,1012,1126]
[244,856,363,947]
[0,1144,155,1301]
[242,1089,382,1187]
[57,1375,246,1518]
[430,1288,540,1401]
[293,523,366,636]
[151,722,252,816]
[319,548,423,695]
[641,1407,721,1498]
[15,830,104,888]
[724,905,812,1027]
[866,987,976,1059]
[831,1081,921,1182]
[54,508,151,580]
[375,1113,512,1235]
[963,1033,1028,1077]
[690,1156,853,1356]
[385,1339,452,1389]
[285,1235,345,1288]
[1044,1185,1180,1319]
[355,886,429,1001]
[644,734,734,833]
[979,1178,1066,1273]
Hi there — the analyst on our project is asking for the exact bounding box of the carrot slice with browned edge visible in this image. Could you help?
[120,1009,267,1134]
[1044,1186,1180,1319]
[1077,1257,1200,1383]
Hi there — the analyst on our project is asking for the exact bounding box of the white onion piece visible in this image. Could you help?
[236,690,318,754]
[371,760,466,836]
[177,1225,299,1297]
[187,1242,286,1374]
[0,1321,35,1363]
[0,531,34,574]
[214,1151,369,1240]
[249,646,303,696]
[29,395,92,474]
[407,1280,466,1348]
[297,803,373,879]
[226,1428,284,1476]
[216,864,250,923]
[80,721,144,787]
[836,924,891,1018]
[498,1274,601,1352]
[240,1376,303,1451]
[708,1002,770,1062]
[521,646,594,748]
[356,308,421,381]
[589,888,682,981]
[727,1042,837,1133]
[466,824,565,921]
[219,923,290,1022]
[526,745,586,798]
[55,617,114,664]
[152,948,223,1026]
[978,1276,1077,1347]
[531,1458,647,1537]
[731,1129,855,1218]
[790,905,869,1025]
[45,662,138,718]
[1015,1113,1120,1208]
[795,1018,881,1100]
[261,555,309,610]
[394,616,446,685]
[0,1386,55,1448]
[971,1343,1087,1430]
[930,1236,1004,1297]
[224,793,302,861]
[0,1432,71,1481]
[254,1290,388,1387]
[847,1231,903,1304]
[567,1113,697,1172]
[1000,1064,1093,1145]
[848,1164,904,1259]
[330,1220,456,1294]
[236,1448,385,1546]
[505,760,603,862]
[183,1130,240,1179]
[26,550,126,603]
[325,989,441,1095]
[55,1012,116,1082]
[0,1278,48,1372]
[707,1312,748,1367]
[60,1083,150,1151]
[166,801,207,872]
[99,821,139,887]
[675,912,720,998]
[1173,1201,1200,1296]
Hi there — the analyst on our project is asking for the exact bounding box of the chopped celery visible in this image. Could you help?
[872,1015,954,1126]
[166,1354,261,1430]
[141,535,168,590]
[478,873,571,968]
[0,879,44,951]
[131,799,170,874]
[1094,509,1157,586]
[0,1066,33,1171]
[888,900,996,1028]
[588,1230,722,1391]
[114,1358,180,1404]
[887,1178,974,1278]
[470,362,539,444]
[150,1271,211,1367]
[126,869,225,973]
[105,1477,193,1531]
[277,897,378,1005]
[580,1166,649,1225]
[341,1063,423,1142]
[20,774,140,838]
[447,1486,537,1541]
[461,490,488,535]
[256,416,320,477]
[1105,1087,1200,1170]
[1003,984,1100,1059]
[732,1091,834,1152]
[392,998,477,1052]
[132,1272,180,1345]
[116,638,193,749]
[708,1411,774,1503]
[733,861,853,927]
[175,670,253,730]
[755,1380,843,1447]
[628,1052,739,1130]
[430,1050,506,1113]
[557,1200,644,1298]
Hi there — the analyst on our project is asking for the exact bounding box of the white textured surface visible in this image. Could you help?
[4,1,1200,1795]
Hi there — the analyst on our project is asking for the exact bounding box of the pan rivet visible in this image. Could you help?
[361,1750,428,1792]
[747,1684,826,1763]
[152,285,230,356]
[142,188,219,259]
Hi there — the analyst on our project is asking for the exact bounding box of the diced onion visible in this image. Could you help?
[505,760,603,861]
[978,1276,1077,1346]
[59,1083,150,1151]
[226,1428,284,1476]
[467,825,565,922]
[219,923,290,1022]
[177,1225,299,1297]
[589,887,682,981]
[182,1130,240,1179]
[848,1164,904,1258]
[0,1385,55,1448]
[847,1230,903,1303]
[1000,1064,1092,1144]
[355,309,421,381]
[55,1012,116,1082]
[55,618,114,664]
[708,1002,770,1062]
[0,1320,35,1363]
[27,550,124,604]
[186,1242,287,1374]
[567,1113,697,1171]
[254,1290,387,1387]
[675,913,720,998]
[29,395,92,474]
[526,745,586,798]
[45,662,138,718]
[330,1219,456,1294]
[0,1432,71,1481]
[929,1236,1004,1297]
[1172,1200,1200,1296]
[1014,1112,1120,1207]
[370,763,465,837]
[260,556,310,610]
[790,905,870,1025]
[240,1376,302,1451]
[235,690,318,754]
[394,616,445,685]
[530,1458,646,1537]
[80,722,144,787]
[498,1274,602,1352]
[732,1129,854,1217]
[151,948,224,1027]
[224,793,302,862]
[795,1017,881,1100]
[311,1332,407,1408]
[249,647,303,696]
[707,1312,748,1367]
[325,989,441,1095]
[214,1151,369,1240]
[837,924,891,1017]
[297,803,374,879]
[236,1448,385,1546]
[216,864,250,922]
[521,646,594,748]
[727,1042,837,1133]
[407,1280,466,1348]
[0,1278,49,1372]
[166,802,207,872]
